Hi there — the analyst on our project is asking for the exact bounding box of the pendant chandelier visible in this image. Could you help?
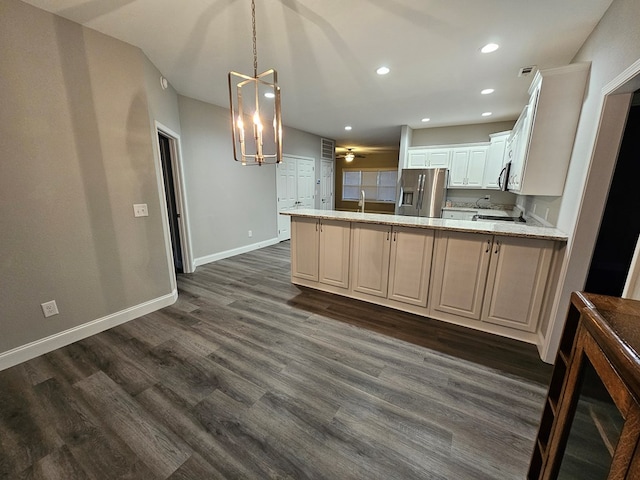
[228,0,282,166]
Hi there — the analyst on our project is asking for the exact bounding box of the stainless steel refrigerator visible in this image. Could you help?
[396,168,448,217]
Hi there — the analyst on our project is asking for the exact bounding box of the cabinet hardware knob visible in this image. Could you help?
[486,239,491,253]
[494,241,500,254]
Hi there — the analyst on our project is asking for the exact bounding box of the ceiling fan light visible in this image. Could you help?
[345,152,355,162]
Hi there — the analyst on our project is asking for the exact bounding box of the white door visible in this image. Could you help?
[296,158,315,208]
[321,160,334,210]
[277,155,315,241]
[277,157,297,241]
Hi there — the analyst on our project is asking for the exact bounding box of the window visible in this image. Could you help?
[342,168,397,202]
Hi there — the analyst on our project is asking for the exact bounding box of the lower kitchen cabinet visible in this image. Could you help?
[318,219,351,288]
[388,227,434,307]
[430,230,492,320]
[291,217,319,281]
[482,235,554,332]
[289,214,563,345]
[430,230,555,332]
[351,224,434,306]
[291,217,350,288]
[351,223,392,298]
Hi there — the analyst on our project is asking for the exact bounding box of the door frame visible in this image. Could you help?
[154,121,194,277]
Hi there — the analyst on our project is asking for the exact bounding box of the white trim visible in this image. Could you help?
[155,122,195,274]
[194,237,280,267]
[0,291,177,371]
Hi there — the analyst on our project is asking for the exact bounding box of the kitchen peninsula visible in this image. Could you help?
[282,208,568,348]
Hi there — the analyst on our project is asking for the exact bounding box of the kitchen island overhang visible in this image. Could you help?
[282,209,567,352]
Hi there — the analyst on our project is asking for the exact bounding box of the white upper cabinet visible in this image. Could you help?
[483,131,510,189]
[507,63,590,195]
[406,148,451,169]
[449,146,488,188]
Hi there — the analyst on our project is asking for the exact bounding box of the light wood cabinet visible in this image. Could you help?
[430,231,555,332]
[449,146,488,188]
[430,230,492,320]
[388,227,434,307]
[318,219,351,288]
[291,217,319,282]
[351,223,392,298]
[291,217,350,288]
[351,224,434,306]
[289,214,563,345]
[482,235,554,332]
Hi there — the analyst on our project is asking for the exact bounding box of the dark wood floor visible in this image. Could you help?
[0,241,552,479]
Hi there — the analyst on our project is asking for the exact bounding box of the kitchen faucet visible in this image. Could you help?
[359,190,365,213]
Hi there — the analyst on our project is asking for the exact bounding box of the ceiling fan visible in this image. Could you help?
[337,148,365,162]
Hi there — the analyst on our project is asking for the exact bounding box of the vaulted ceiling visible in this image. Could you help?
[23,0,613,152]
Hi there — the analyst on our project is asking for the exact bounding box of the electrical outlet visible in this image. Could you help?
[248,230,252,238]
[133,204,148,217]
[41,300,59,318]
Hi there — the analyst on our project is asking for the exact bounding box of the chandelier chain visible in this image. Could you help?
[251,0,258,77]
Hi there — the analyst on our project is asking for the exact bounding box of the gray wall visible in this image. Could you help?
[176,97,328,264]
[411,121,515,146]
[0,0,172,353]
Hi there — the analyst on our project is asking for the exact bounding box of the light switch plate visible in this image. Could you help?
[133,204,148,217]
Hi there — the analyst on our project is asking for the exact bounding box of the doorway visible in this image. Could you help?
[155,123,192,275]
[585,94,640,296]
[158,132,183,272]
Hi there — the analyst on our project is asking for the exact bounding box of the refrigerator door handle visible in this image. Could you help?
[417,174,425,210]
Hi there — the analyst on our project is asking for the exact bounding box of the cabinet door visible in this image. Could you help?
[407,150,427,168]
[466,147,487,187]
[351,224,392,298]
[482,236,554,332]
[430,231,492,320]
[484,134,508,189]
[319,220,350,288]
[449,148,469,187]
[427,149,451,168]
[388,227,434,307]
[291,218,319,281]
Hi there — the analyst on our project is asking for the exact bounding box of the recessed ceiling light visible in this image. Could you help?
[421,118,430,123]
[481,43,499,53]
[481,88,495,95]
[345,125,352,131]
[482,112,493,117]
[264,92,275,98]
[376,66,390,75]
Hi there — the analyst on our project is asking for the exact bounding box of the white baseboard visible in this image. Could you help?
[0,290,177,371]
[194,237,280,267]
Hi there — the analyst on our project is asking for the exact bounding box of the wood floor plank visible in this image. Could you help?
[0,240,552,479]
[32,377,157,479]
[74,371,192,478]
[0,367,63,477]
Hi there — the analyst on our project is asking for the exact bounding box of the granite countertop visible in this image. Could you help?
[281,208,568,241]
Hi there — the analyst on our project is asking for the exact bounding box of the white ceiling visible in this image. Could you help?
[23,0,613,153]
